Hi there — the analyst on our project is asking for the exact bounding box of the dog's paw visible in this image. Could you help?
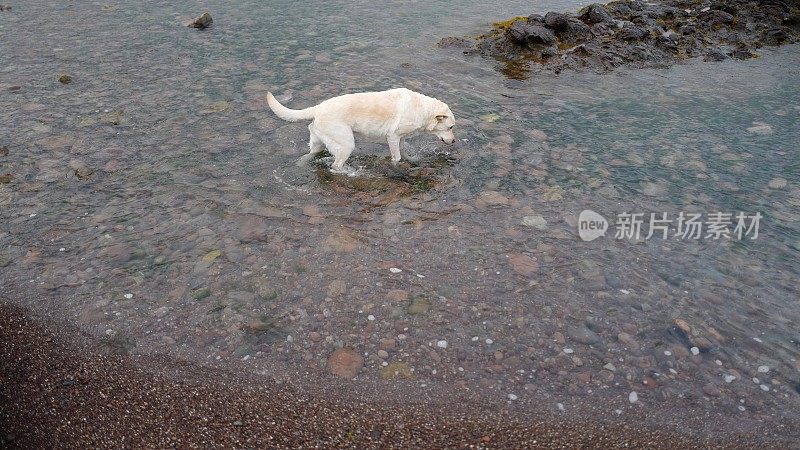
[330,165,362,177]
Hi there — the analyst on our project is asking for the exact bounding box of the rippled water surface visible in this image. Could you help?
[1,0,799,435]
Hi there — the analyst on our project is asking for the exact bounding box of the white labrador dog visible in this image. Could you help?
[266,88,456,172]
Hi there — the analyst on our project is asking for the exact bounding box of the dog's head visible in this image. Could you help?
[426,102,456,144]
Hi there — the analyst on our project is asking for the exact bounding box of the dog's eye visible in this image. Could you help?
[448,125,453,130]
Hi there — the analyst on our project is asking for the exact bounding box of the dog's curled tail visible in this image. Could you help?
[266,92,316,122]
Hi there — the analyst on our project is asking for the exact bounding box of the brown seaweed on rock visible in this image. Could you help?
[439,0,800,77]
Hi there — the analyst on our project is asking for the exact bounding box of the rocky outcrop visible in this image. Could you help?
[188,12,213,29]
[439,0,800,76]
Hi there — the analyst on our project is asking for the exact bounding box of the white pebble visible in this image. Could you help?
[715,360,723,366]
[123,293,133,299]
[628,391,638,403]
[59,248,66,252]
[738,405,746,411]
[664,350,672,356]
[485,338,494,345]
[471,336,479,342]
[614,409,622,415]
[753,337,763,343]
[508,393,518,401]
[437,340,448,349]
[752,377,760,384]
[760,384,770,392]
[389,267,402,273]
[416,273,425,278]
[619,289,630,294]
[690,347,700,356]
[286,335,293,342]
[557,403,565,411]
[757,365,769,373]
[563,348,574,354]
[724,375,736,383]
[367,314,375,321]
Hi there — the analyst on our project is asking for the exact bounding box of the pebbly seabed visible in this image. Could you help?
[1,0,800,446]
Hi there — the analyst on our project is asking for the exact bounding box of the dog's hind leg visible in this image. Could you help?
[297,126,325,166]
[316,123,355,173]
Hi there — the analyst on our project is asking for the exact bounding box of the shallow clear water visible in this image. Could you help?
[1,0,799,432]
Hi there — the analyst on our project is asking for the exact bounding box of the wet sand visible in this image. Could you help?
[0,300,789,449]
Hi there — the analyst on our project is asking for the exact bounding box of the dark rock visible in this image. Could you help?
[592,22,616,37]
[605,1,632,19]
[0,174,12,184]
[631,13,658,29]
[509,21,530,42]
[462,0,799,75]
[704,47,730,61]
[542,46,559,58]
[732,45,757,59]
[619,25,649,40]
[580,4,614,24]
[763,28,789,45]
[527,14,545,25]
[0,5,10,12]
[711,1,739,16]
[558,19,594,43]
[189,11,213,29]
[544,12,569,30]
[657,34,677,49]
[678,23,697,35]
[0,146,8,157]
[526,25,557,46]
[509,21,556,46]
[699,10,735,28]
[58,74,72,84]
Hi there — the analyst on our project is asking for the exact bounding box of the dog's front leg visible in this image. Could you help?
[388,135,402,163]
